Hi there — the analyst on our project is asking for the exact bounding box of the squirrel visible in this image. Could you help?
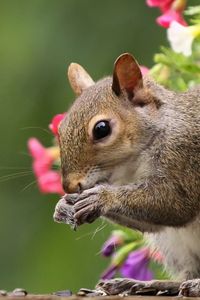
[53,53,200,297]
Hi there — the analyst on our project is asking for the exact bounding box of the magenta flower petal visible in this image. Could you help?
[140,66,149,76]
[146,0,173,12]
[146,0,187,27]
[28,138,47,159]
[28,137,64,195]
[101,235,123,257]
[32,158,52,178]
[49,113,66,136]
[38,171,64,194]
[28,138,53,177]
[157,9,187,28]
[120,248,153,281]
[101,265,117,280]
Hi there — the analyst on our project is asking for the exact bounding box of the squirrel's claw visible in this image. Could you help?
[53,186,105,228]
[72,186,105,225]
[74,198,101,225]
[64,193,79,204]
[74,205,100,225]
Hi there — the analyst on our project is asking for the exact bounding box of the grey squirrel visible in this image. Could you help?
[54,53,200,297]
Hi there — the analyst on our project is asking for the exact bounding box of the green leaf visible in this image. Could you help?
[185,6,200,16]
[149,260,170,280]
[112,241,143,266]
[111,225,143,241]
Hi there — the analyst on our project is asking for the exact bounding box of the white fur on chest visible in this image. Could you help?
[109,151,200,280]
[147,218,200,280]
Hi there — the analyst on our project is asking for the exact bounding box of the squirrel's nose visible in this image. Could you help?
[62,177,83,194]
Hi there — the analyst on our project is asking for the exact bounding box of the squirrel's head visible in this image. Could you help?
[59,53,161,193]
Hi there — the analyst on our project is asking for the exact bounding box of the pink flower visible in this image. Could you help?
[140,66,149,76]
[146,0,187,28]
[28,138,64,195]
[49,113,66,136]
[38,171,64,194]
[146,0,173,12]
[149,249,164,264]
[28,138,53,177]
[157,9,187,28]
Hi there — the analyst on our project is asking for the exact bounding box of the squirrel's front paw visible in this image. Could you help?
[53,195,78,230]
[73,185,106,225]
[53,185,108,228]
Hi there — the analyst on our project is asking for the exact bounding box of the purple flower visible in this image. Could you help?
[101,235,123,257]
[101,265,118,280]
[120,248,153,281]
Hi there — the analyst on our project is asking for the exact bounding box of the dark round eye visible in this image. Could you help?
[93,120,111,140]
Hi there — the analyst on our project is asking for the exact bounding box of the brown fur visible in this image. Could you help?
[57,54,200,282]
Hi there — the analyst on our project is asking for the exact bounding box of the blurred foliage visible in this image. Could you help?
[0,0,193,294]
[150,2,200,91]
[151,43,200,91]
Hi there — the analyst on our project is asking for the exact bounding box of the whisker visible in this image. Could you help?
[75,231,96,241]
[0,172,33,183]
[75,220,108,241]
[20,126,52,136]
[19,151,32,157]
[20,179,37,192]
[0,166,31,170]
[0,173,33,182]
[91,222,107,240]
[95,248,104,256]
[0,171,32,179]
[99,164,117,170]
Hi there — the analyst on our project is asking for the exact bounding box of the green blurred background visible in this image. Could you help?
[0,0,167,294]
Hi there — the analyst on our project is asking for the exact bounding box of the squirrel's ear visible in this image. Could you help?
[67,63,94,96]
[112,53,143,98]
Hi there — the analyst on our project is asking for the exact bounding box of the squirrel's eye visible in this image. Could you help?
[93,120,111,140]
